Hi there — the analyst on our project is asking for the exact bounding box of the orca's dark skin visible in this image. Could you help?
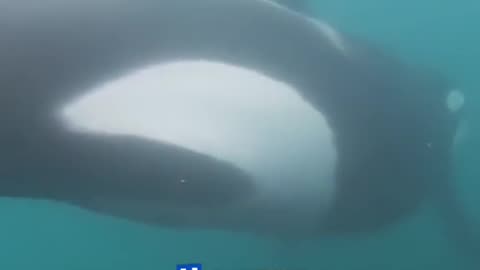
[0,0,476,259]
[277,0,479,258]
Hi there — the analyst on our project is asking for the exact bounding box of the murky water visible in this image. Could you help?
[0,1,478,269]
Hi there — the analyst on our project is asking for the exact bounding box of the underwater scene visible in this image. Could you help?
[0,1,478,269]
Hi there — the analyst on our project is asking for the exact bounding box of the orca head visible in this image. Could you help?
[0,0,352,237]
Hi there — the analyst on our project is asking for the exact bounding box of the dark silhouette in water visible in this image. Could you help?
[0,0,477,262]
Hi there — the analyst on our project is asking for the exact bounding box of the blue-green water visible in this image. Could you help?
[0,1,478,269]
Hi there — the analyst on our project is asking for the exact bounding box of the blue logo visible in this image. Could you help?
[177,263,202,270]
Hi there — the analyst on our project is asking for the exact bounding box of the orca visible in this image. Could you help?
[0,0,475,254]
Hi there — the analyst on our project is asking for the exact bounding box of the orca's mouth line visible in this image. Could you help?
[55,59,338,228]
